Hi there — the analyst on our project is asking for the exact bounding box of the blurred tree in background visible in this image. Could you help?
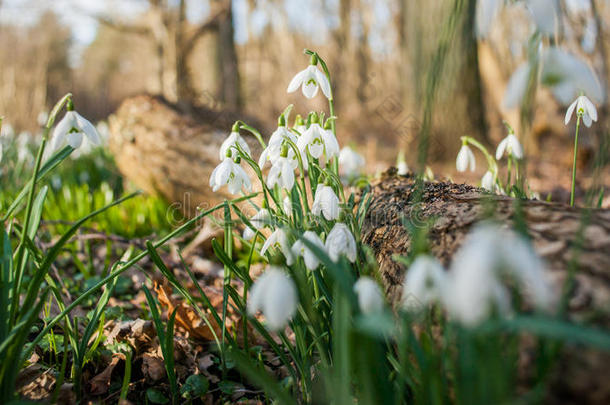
[0,0,607,165]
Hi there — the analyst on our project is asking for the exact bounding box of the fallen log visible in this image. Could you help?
[361,168,610,404]
[108,95,264,216]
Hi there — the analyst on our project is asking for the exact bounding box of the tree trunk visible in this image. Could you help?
[361,169,610,404]
[215,0,241,110]
[108,95,262,215]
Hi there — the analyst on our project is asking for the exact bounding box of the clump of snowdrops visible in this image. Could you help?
[188,49,610,404]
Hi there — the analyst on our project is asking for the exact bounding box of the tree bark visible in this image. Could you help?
[361,169,610,404]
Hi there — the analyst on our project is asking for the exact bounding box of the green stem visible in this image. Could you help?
[570,115,581,206]
[10,136,47,326]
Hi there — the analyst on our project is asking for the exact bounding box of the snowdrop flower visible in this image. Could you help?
[564,95,597,127]
[456,144,476,172]
[209,157,252,195]
[267,155,296,191]
[475,0,502,37]
[259,118,299,168]
[445,223,555,326]
[402,255,447,311]
[243,208,270,240]
[247,266,298,331]
[527,0,560,36]
[291,231,325,270]
[325,223,357,263]
[541,47,604,104]
[503,63,532,109]
[260,228,294,265]
[312,185,340,221]
[268,122,297,146]
[258,137,300,170]
[481,170,495,191]
[51,109,101,151]
[397,161,409,176]
[496,133,523,159]
[287,58,331,99]
[505,47,604,108]
[219,125,251,161]
[283,196,292,216]
[339,146,365,178]
[354,277,384,315]
[297,120,339,160]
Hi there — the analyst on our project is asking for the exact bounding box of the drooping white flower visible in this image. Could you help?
[481,170,495,191]
[268,125,297,146]
[287,64,331,99]
[402,255,447,311]
[219,131,251,161]
[243,208,270,240]
[325,223,357,263]
[456,144,476,172]
[297,122,339,160]
[564,95,598,127]
[397,161,409,176]
[51,110,101,151]
[311,185,340,221]
[506,47,604,108]
[503,63,532,109]
[541,47,604,104]
[267,156,296,191]
[292,230,325,270]
[339,146,365,178]
[283,196,292,216]
[496,133,524,160]
[444,223,555,326]
[354,277,384,315]
[209,158,252,195]
[247,266,298,331]
[259,126,298,168]
[260,228,294,265]
[527,0,560,36]
[475,0,502,37]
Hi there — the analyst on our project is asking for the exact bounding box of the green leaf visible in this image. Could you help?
[228,348,297,405]
[146,388,169,404]
[0,228,13,343]
[181,375,209,398]
[2,146,73,221]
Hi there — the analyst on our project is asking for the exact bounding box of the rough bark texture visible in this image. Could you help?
[108,95,263,215]
[361,169,610,404]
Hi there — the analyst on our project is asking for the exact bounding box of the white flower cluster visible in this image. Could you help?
[210,56,362,332]
[401,223,556,326]
[456,92,597,195]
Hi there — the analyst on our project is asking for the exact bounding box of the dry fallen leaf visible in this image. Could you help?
[154,282,228,341]
[88,353,125,395]
[142,352,166,382]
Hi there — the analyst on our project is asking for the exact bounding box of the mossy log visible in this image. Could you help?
[361,169,610,404]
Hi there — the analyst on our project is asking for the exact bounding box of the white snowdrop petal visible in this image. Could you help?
[503,63,531,109]
[287,69,308,93]
[314,67,332,99]
[354,277,384,315]
[495,138,507,160]
[565,100,578,125]
[67,131,83,149]
[75,112,101,145]
[302,82,319,99]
